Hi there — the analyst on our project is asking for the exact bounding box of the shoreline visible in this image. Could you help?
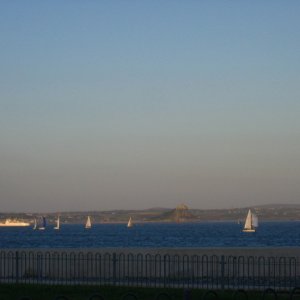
[39,219,300,225]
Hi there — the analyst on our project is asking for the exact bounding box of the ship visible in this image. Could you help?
[0,219,30,227]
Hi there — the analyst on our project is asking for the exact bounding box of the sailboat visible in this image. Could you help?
[127,217,133,228]
[242,209,258,232]
[54,216,60,230]
[38,216,46,230]
[33,219,37,230]
[85,216,92,229]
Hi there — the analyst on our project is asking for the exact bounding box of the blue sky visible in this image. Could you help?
[0,1,299,212]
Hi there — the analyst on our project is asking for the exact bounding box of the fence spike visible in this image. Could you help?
[121,292,138,300]
[89,294,106,300]
[202,290,219,300]
[155,292,172,300]
[232,289,248,300]
[262,288,278,300]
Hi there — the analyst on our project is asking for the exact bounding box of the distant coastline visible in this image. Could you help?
[1,203,300,225]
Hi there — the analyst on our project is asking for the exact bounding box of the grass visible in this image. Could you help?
[0,284,294,300]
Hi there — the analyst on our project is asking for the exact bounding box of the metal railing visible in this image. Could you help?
[0,250,299,290]
[5,289,300,300]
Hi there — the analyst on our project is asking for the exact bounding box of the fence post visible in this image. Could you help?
[15,250,19,284]
[113,253,117,285]
[221,255,225,291]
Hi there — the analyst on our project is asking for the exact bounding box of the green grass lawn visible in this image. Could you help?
[0,284,293,300]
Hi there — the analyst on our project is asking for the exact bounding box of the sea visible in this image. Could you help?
[0,222,300,248]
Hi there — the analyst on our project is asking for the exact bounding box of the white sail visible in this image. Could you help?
[85,216,92,229]
[33,219,37,230]
[127,217,133,228]
[243,209,257,232]
[54,216,60,230]
[38,216,46,230]
[244,210,252,230]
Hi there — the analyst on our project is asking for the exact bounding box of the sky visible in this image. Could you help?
[0,1,300,212]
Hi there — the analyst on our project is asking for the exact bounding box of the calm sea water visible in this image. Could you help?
[0,222,299,248]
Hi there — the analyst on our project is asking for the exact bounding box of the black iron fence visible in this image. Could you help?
[0,250,299,290]
[9,288,300,300]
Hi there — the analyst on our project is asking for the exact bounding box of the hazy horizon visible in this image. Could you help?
[1,2,299,213]
[1,202,300,215]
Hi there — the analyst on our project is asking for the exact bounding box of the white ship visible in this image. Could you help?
[0,219,30,227]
